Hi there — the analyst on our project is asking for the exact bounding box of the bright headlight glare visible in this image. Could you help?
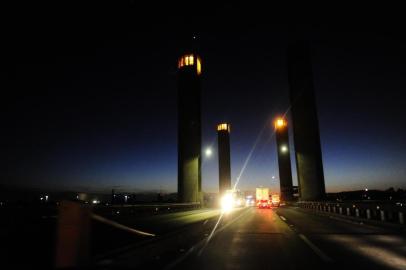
[221,194,234,213]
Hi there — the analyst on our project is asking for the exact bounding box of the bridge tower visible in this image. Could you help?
[274,117,294,201]
[177,53,202,203]
[287,41,326,201]
[217,123,231,195]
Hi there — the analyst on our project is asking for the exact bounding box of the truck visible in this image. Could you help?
[271,194,280,207]
[256,187,270,208]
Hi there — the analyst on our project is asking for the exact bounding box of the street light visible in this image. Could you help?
[274,117,287,129]
[205,147,213,157]
[280,145,288,153]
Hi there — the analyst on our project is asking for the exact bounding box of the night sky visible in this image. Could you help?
[2,3,406,194]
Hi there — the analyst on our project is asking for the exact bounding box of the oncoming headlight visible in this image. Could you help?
[221,194,234,213]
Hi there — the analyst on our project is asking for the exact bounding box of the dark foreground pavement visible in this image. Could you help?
[168,206,406,270]
[7,205,405,269]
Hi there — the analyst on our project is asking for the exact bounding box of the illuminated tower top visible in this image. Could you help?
[217,123,230,133]
[274,117,287,130]
[178,54,202,75]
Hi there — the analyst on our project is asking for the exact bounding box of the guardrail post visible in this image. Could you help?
[55,201,90,269]
[339,207,343,214]
[332,206,336,213]
[355,208,360,217]
[366,209,371,219]
[328,206,331,212]
[346,208,350,216]
[380,210,385,221]
[388,211,393,221]
[399,212,404,224]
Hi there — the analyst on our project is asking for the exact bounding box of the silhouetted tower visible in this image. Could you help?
[177,54,202,203]
[274,117,293,201]
[217,123,231,195]
[288,41,325,201]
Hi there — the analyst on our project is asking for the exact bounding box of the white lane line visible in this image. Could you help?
[279,215,287,221]
[298,234,333,263]
[163,208,251,270]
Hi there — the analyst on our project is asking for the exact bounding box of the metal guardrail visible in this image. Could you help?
[298,201,405,225]
[91,213,156,237]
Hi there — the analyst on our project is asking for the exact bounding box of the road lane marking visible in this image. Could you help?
[279,215,287,221]
[163,207,252,270]
[298,234,333,263]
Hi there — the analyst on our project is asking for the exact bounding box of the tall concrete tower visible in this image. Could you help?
[177,54,202,203]
[288,41,325,201]
[217,123,231,195]
[274,117,293,201]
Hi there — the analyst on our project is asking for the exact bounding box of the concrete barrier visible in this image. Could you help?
[380,210,385,222]
[55,201,91,269]
[366,209,371,219]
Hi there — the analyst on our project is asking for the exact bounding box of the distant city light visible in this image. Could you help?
[365,188,368,192]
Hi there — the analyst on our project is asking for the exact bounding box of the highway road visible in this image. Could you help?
[165,207,406,270]
[99,206,406,269]
[92,208,223,256]
[7,204,404,269]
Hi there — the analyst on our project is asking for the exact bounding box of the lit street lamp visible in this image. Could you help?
[205,147,213,157]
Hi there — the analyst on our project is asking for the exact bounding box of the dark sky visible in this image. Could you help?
[2,2,406,193]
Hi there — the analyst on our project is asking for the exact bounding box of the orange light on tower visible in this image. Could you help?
[178,54,202,75]
[217,123,230,133]
[274,117,287,130]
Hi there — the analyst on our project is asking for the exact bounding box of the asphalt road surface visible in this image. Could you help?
[167,206,406,270]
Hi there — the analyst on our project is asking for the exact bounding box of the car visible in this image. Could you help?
[257,199,271,209]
